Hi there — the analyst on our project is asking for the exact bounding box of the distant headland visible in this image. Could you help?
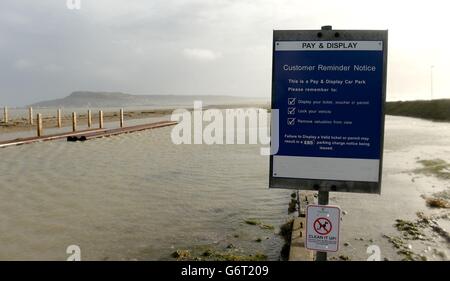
[29,91,266,108]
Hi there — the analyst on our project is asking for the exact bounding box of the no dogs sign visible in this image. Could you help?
[306,205,341,252]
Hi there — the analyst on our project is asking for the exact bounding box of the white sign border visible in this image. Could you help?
[305,204,341,252]
[269,29,388,194]
[275,40,383,51]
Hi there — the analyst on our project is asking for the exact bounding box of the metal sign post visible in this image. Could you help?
[316,189,329,261]
[270,26,388,261]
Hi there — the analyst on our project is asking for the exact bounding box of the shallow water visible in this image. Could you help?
[0,115,449,260]
[0,120,287,260]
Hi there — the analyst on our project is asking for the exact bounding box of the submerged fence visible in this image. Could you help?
[1,106,125,137]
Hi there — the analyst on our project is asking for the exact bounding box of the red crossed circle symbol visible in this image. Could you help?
[313,217,332,235]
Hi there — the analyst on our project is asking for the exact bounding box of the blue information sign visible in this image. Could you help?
[270,30,387,194]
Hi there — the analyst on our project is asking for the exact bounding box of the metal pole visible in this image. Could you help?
[430,65,434,100]
[315,23,332,260]
[318,190,329,205]
[316,189,329,261]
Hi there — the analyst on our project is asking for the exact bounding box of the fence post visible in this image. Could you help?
[87,110,92,128]
[99,110,104,129]
[72,112,77,132]
[29,107,33,125]
[120,108,124,128]
[3,106,8,124]
[57,109,62,128]
[37,113,42,137]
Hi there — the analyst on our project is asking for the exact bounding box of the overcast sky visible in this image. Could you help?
[1,0,449,106]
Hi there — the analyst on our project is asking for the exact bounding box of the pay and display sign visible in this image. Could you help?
[306,205,341,252]
[270,30,388,194]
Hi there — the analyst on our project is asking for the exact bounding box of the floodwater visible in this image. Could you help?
[0,115,449,260]
[0,113,287,260]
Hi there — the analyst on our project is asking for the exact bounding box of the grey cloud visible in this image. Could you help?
[0,0,275,106]
[0,0,448,106]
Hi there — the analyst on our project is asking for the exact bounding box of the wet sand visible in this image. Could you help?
[327,116,450,261]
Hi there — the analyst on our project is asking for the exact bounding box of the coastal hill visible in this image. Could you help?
[30,91,266,108]
[386,99,450,122]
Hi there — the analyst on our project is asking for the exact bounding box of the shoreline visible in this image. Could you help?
[0,102,269,134]
[385,99,450,122]
[0,108,173,134]
[3,100,449,134]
